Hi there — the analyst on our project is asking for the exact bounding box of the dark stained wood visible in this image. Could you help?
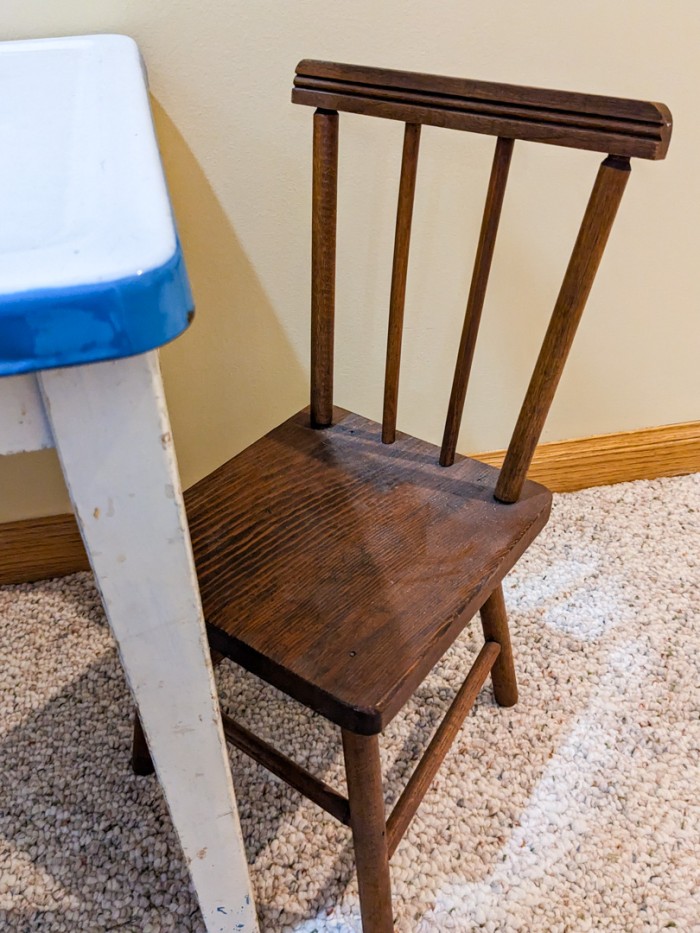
[293,61,672,160]
[440,136,514,467]
[311,109,339,427]
[495,155,631,503]
[0,513,90,585]
[6,418,697,586]
[131,712,155,776]
[479,584,517,707]
[382,122,421,444]
[342,731,394,932]
[190,408,551,734]
[296,75,667,136]
[296,60,670,123]
[220,712,351,825]
[4,418,697,587]
[386,640,500,856]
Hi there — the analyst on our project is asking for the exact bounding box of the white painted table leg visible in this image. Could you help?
[38,352,258,933]
[0,373,53,454]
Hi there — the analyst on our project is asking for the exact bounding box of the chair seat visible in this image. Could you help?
[184,408,552,734]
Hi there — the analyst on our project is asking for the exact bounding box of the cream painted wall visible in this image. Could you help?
[2,1,698,522]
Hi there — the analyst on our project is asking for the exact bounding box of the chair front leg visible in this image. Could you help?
[342,731,394,932]
[479,583,518,707]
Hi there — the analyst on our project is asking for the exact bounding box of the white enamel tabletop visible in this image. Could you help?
[0,34,176,291]
[0,34,193,376]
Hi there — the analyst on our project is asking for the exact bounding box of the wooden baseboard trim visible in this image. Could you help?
[2,421,697,586]
[0,513,90,586]
[473,420,699,493]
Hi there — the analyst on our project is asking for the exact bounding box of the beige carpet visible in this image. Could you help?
[1,474,698,932]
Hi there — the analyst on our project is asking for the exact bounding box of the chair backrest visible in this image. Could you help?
[292,61,672,502]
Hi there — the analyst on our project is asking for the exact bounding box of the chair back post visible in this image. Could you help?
[494,154,631,502]
[293,61,671,467]
[311,108,339,427]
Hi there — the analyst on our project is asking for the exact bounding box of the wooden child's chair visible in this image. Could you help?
[133,62,671,930]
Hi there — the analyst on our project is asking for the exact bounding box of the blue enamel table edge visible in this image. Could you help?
[0,34,194,377]
[0,243,193,377]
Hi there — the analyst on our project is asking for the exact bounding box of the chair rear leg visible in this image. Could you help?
[342,730,394,932]
[132,711,155,775]
[479,583,518,707]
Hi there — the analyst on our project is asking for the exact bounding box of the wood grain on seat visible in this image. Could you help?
[185,408,551,734]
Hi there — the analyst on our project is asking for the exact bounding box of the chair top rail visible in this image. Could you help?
[293,60,672,160]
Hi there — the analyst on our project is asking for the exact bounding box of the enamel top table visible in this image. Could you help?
[0,34,257,932]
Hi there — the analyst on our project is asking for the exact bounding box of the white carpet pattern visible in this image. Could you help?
[0,474,698,932]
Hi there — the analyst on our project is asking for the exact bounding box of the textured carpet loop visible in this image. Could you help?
[0,473,698,931]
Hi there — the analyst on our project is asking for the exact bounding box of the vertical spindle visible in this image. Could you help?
[440,136,514,467]
[382,122,422,443]
[311,109,339,427]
